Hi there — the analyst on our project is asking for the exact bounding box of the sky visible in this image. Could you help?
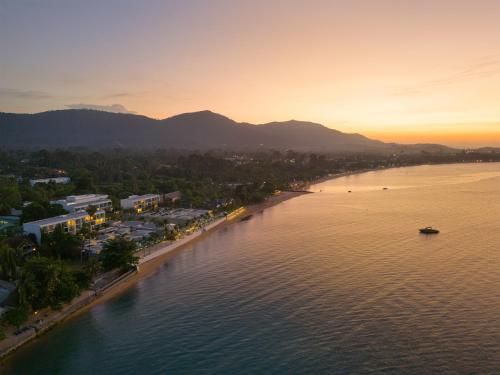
[1,0,500,147]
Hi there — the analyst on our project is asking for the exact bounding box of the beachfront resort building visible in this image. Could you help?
[23,210,106,244]
[52,194,112,213]
[29,177,71,187]
[120,194,160,213]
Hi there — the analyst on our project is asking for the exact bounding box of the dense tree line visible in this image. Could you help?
[0,147,499,337]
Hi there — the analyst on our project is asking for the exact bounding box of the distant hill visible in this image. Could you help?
[0,109,455,153]
[474,147,500,153]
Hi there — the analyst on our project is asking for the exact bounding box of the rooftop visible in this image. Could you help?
[124,194,160,200]
[64,194,109,204]
[24,210,104,226]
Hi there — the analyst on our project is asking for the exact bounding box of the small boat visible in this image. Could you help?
[382,187,388,190]
[348,190,352,193]
[419,227,439,234]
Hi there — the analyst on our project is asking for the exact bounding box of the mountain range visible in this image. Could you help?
[0,109,455,153]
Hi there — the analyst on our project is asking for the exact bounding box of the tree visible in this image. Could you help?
[46,203,68,217]
[79,222,92,262]
[86,204,97,217]
[4,307,29,330]
[82,204,98,252]
[22,202,66,223]
[21,257,81,310]
[41,225,82,259]
[164,227,177,241]
[100,238,139,271]
[0,177,22,215]
[0,241,20,281]
[16,269,36,311]
[84,257,101,279]
[72,170,95,192]
[21,202,46,223]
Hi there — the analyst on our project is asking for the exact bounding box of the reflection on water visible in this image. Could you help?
[3,163,500,374]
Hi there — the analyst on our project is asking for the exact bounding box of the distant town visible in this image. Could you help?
[0,147,499,352]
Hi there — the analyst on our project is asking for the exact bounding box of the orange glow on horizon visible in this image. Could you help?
[3,1,500,148]
[366,129,500,148]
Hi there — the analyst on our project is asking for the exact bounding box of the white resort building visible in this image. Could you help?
[52,194,112,213]
[29,177,71,187]
[120,194,160,213]
[23,210,106,244]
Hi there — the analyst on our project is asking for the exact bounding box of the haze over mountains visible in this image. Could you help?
[0,109,455,153]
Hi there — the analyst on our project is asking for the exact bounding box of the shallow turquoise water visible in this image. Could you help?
[3,163,500,374]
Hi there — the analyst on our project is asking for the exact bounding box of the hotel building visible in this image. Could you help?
[120,194,160,213]
[23,210,106,244]
[29,177,71,187]
[52,194,112,213]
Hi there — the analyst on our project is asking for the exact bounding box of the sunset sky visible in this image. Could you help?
[1,0,500,147]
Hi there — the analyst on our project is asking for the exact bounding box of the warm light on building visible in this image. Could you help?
[120,194,160,213]
[23,210,107,244]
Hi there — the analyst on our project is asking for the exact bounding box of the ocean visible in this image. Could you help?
[3,163,500,374]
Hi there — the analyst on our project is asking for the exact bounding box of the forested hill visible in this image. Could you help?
[0,109,454,153]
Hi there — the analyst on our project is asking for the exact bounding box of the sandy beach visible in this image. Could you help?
[0,190,311,360]
[74,190,309,313]
[1,167,389,360]
[0,168,386,360]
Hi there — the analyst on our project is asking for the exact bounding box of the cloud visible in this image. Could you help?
[393,56,500,96]
[102,92,133,99]
[0,88,53,100]
[65,103,136,114]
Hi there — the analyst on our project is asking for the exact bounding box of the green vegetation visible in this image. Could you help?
[100,238,139,271]
[0,240,21,281]
[0,148,500,337]
[0,177,22,215]
[3,148,500,215]
[20,257,81,311]
[4,307,29,330]
[41,225,82,260]
[21,202,67,223]
[0,238,90,332]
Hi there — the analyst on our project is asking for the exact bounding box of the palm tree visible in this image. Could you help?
[86,204,97,218]
[16,270,36,311]
[80,204,98,263]
[79,223,90,264]
[0,241,19,281]
[84,257,101,280]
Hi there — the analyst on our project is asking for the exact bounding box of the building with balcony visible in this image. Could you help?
[23,210,106,244]
[120,194,160,213]
[52,194,112,213]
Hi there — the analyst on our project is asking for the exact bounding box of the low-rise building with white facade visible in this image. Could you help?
[29,177,71,187]
[120,194,160,213]
[52,194,112,213]
[23,210,106,244]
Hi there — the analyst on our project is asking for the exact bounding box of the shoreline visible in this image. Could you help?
[2,161,499,363]
[0,190,310,360]
[0,167,380,361]
[60,191,311,317]
[91,190,311,300]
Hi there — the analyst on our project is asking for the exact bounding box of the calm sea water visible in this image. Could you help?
[3,163,500,374]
